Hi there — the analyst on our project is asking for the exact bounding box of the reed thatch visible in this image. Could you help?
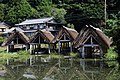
[29,29,54,43]
[74,25,112,48]
[2,30,29,46]
[52,26,78,43]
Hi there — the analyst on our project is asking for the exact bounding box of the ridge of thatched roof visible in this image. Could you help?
[74,25,112,48]
[2,31,29,46]
[52,26,78,43]
[29,29,54,43]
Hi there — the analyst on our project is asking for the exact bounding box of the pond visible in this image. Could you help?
[0,56,119,80]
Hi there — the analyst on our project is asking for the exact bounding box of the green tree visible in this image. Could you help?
[57,1,104,30]
[36,0,53,17]
[52,8,66,23]
[5,0,39,25]
[0,3,4,21]
[105,14,120,54]
[104,47,118,60]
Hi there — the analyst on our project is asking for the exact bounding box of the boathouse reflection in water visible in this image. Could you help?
[0,56,119,80]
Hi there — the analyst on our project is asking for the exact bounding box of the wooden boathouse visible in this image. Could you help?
[2,29,29,52]
[2,25,111,58]
[74,25,111,58]
[52,26,78,54]
[29,29,54,54]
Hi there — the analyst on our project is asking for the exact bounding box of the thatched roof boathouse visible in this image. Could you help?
[1,25,111,58]
[29,29,54,54]
[74,25,111,58]
[53,26,78,54]
[2,29,29,52]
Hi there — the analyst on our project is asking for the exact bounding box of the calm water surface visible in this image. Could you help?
[0,56,119,80]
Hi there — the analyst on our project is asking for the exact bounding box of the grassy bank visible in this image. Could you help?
[0,47,30,60]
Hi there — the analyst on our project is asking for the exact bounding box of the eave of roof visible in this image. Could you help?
[16,17,54,26]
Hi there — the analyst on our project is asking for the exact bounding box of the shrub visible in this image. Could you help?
[0,36,5,45]
[104,47,118,60]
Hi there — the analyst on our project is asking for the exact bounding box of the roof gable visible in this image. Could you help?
[2,31,29,46]
[74,25,111,48]
[29,30,54,43]
[52,26,78,43]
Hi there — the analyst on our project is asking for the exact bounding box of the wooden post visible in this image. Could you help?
[82,46,85,58]
[48,44,51,54]
[30,44,32,54]
[7,45,10,53]
[58,41,61,54]
[70,42,72,53]
[9,45,14,52]
[17,36,18,44]
[30,56,32,66]
[22,45,23,48]
[67,42,69,48]
[100,46,103,59]
[26,45,28,51]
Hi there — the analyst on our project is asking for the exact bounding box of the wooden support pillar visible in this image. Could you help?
[48,44,50,54]
[35,44,37,54]
[70,42,72,53]
[26,45,28,51]
[67,42,69,48]
[30,56,32,66]
[22,45,23,48]
[58,41,61,54]
[35,44,36,49]
[32,44,34,54]
[100,46,103,59]
[8,45,14,52]
[7,45,10,53]
[61,42,62,51]
[82,46,85,58]
[38,44,40,49]
[30,44,32,54]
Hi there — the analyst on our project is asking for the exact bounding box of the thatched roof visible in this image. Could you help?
[2,30,29,46]
[29,29,54,43]
[74,25,112,48]
[52,26,78,43]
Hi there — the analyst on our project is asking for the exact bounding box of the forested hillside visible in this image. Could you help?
[0,0,120,54]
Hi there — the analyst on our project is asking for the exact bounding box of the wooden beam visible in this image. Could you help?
[84,44,99,47]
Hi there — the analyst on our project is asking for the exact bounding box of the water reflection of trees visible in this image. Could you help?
[0,57,120,80]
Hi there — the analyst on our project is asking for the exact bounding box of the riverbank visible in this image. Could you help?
[0,46,118,62]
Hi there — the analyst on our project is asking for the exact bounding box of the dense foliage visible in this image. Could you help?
[0,0,120,54]
[104,47,118,60]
